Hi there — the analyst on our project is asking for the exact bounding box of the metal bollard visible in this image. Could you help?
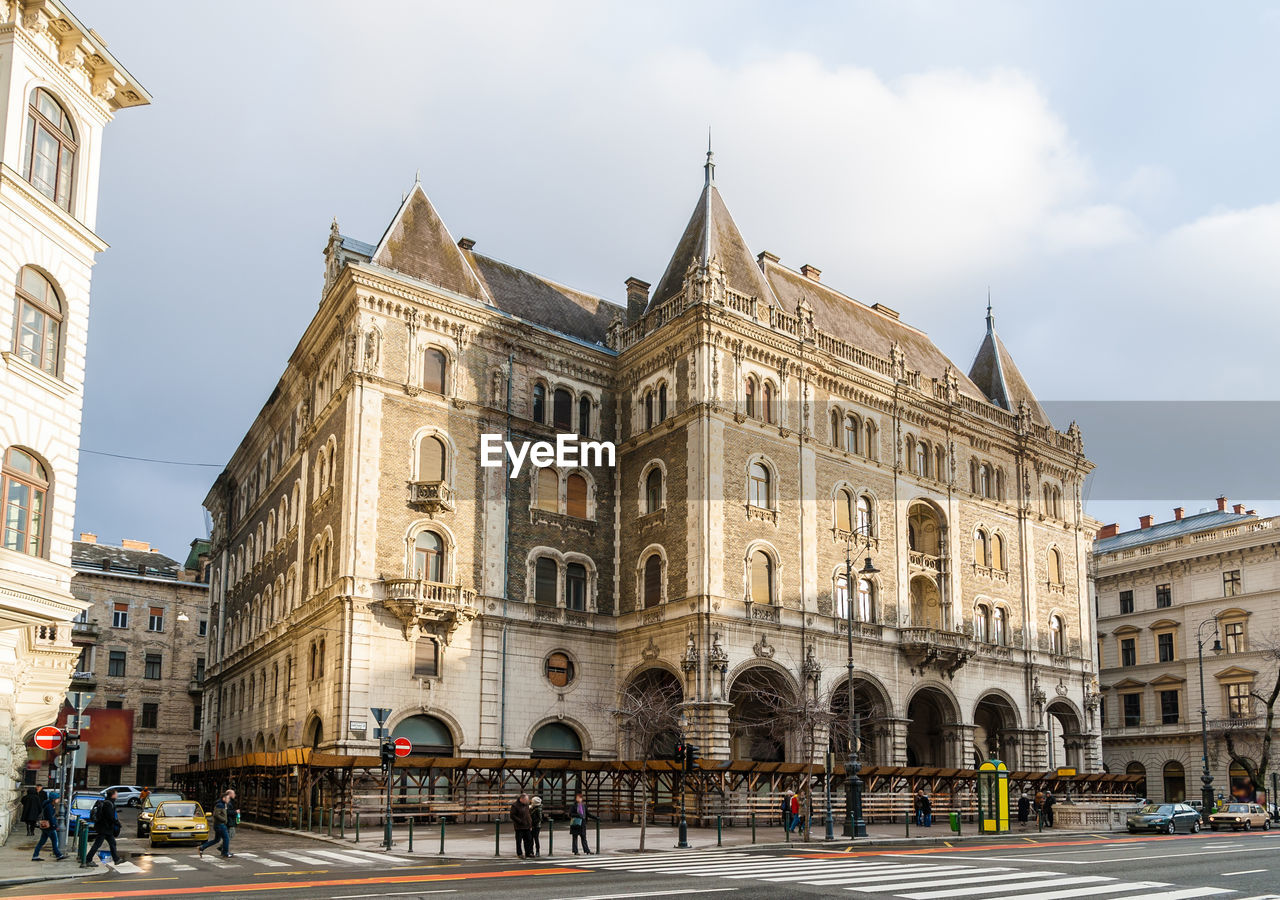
[76,819,89,865]
[307,806,313,832]
[328,808,334,838]
[408,818,414,853]
[751,812,756,844]
[439,817,446,855]
[717,815,723,847]
[355,813,360,843]
[547,818,553,857]
[906,810,910,837]
[495,819,500,857]
[340,808,345,839]
[595,817,600,854]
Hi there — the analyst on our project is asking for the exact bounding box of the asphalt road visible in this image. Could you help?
[4,822,1278,900]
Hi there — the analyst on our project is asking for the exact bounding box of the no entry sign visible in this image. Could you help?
[34,726,62,751]
[393,737,412,758]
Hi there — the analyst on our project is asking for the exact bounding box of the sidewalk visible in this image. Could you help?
[0,828,104,888]
[243,815,1105,861]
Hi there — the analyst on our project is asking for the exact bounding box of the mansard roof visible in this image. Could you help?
[968,307,1049,425]
[648,151,777,311]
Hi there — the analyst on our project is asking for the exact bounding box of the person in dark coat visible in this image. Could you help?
[1017,792,1031,827]
[921,792,933,827]
[529,796,544,857]
[198,790,234,858]
[84,788,122,866]
[20,786,42,835]
[567,791,595,855]
[1042,791,1056,828]
[510,793,534,858]
[31,792,66,861]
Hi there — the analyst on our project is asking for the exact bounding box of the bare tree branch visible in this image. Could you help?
[609,676,684,852]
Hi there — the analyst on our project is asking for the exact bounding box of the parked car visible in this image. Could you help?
[1208,802,1271,831]
[102,785,144,807]
[148,800,211,847]
[1127,802,1201,834]
[137,791,186,838]
[67,792,107,836]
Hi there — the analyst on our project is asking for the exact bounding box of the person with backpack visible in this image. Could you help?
[781,790,795,833]
[529,796,544,857]
[31,792,67,861]
[83,788,122,866]
[198,790,234,858]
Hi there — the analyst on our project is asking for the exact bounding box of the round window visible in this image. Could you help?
[545,652,575,687]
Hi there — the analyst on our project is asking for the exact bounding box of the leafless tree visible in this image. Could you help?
[1218,639,1280,799]
[609,674,684,851]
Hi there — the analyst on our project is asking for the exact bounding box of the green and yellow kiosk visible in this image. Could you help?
[978,758,1009,833]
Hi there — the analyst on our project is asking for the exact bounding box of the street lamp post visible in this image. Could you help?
[843,530,876,839]
[1196,616,1223,812]
[677,713,690,849]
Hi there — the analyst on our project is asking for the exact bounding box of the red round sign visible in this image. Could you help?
[34,726,63,751]
[393,737,412,758]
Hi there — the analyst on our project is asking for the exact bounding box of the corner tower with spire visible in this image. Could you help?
[967,298,1050,426]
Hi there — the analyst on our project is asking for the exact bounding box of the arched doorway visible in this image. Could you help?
[1045,701,1083,771]
[392,714,454,756]
[304,716,323,750]
[1126,761,1147,798]
[620,668,683,759]
[830,678,889,766]
[973,693,1019,767]
[906,687,959,767]
[530,723,584,760]
[1229,758,1256,801]
[1163,760,1186,802]
[254,733,265,753]
[729,666,796,761]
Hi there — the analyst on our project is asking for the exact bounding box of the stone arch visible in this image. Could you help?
[973,690,1022,767]
[638,458,667,515]
[1125,760,1148,798]
[1045,698,1085,771]
[404,518,458,582]
[905,682,962,767]
[527,717,590,759]
[618,667,683,759]
[830,673,894,766]
[254,733,266,753]
[303,712,324,750]
[391,712,456,755]
[410,425,458,484]
[728,663,801,761]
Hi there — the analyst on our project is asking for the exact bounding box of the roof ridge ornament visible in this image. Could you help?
[704,127,715,186]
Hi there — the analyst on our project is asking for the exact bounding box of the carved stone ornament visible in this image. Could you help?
[752,635,775,659]
[641,637,660,661]
[681,632,699,674]
[802,643,821,685]
[708,631,729,673]
[1055,679,1069,697]
[380,581,478,645]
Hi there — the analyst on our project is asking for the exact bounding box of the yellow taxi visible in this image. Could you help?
[148,800,211,847]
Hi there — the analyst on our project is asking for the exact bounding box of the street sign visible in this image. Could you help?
[1056,767,1077,777]
[393,737,412,758]
[66,691,94,712]
[370,707,391,726]
[34,726,62,751]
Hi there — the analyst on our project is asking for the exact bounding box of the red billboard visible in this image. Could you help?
[56,705,134,765]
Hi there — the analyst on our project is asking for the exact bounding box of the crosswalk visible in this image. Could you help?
[142,847,415,871]
[569,849,1243,900]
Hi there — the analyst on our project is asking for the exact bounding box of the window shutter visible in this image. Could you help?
[751,551,772,604]
[423,349,446,394]
[419,436,445,482]
[644,555,662,608]
[536,468,559,512]
[566,475,587,518]
[836,491,852,532]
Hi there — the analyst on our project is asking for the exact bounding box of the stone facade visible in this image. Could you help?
[200,154,1099,777]
[0,1,147,840]
[1096,501,1280,805]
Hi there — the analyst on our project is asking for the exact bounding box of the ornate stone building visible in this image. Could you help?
[1096,500,1280,804]
[0,1,147,840]
[201,152,1099,776]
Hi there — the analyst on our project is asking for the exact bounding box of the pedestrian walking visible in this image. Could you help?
[198,790,234,858]
[510,792,534,858]
[31,792,67,861]
[530,796,544,857]
[83,788,122,866]
[913,789,925,826]
[790,791,801,833]
[921,792,933,827]
[1017,792,1031,827]
[1042,791,1056,828]
[20,786,42,836]
[226,789,240,839]
[567,791,595,854]
[781,790,795,833]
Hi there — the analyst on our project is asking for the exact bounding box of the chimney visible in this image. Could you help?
[1233,503,1246,515]
[456,237,475,252]
[120,538,151,552]
[1097,523,1120,539]
[1173,507,1184,521]
[872,303,900,320]
[1247,509,1257,516]
[79,532,97,544]
[1216,496,1229,512]
[757,250,780,268]
[1139,515,1154,529]
[800,264,822,282]
[625,277,650,325]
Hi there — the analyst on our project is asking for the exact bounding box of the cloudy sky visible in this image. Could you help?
[74,1,1280,559]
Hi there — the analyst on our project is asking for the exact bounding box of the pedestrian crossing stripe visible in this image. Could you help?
[146,848,416,870]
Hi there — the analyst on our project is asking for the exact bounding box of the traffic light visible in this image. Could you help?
[683,743,699,773]
[672,741,685,763]
[379,740,395,770]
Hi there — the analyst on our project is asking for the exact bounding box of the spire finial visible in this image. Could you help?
[704,127,715,186]
[986,287,994,333]
[414,169,421,185]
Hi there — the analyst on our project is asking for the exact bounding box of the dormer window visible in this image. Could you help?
[23,89,76,212]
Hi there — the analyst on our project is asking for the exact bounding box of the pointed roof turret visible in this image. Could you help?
[647,146,777,311]
[371,181,491,302]
[967,299,1049,425]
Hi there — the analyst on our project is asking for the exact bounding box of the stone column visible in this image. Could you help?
[684,700,734,761]
[951,723,977,769]
[885,717,912,766]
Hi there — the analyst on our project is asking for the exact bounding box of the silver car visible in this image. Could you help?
[103,784,144,806]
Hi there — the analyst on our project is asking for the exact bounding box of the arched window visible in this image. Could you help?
[748,462,771,509]
[991,533,1005,571]
[1048,548,1063,585]
[1,448,49,556]
[553,388,572,430]
[643,554,663,608]
[565,562,587,611]
[644,390,654,429]
[658,383,668,421]
[534,557,558,606]
[309,642,317,680]
[845,414,859,454]
[566,473,588,518]
[762,382,775,424]
[979,464,991,498]
[578,396,591,436]
[23,89,76,211]
[834,574,849,619]
[645,468,663,514]
[830,410,841,447]
[413,531,444,582]
[418,435,446,482]
[14,267,62,376]
[423,348,447,394]
[532,382,546,423]
[864,419,876,459]
[915,440,929,477]
[992,606,1006,645]
[1049,615,1064,654]
[318,639,326,673]
[856,494,874,536]
[536,467,559,513]
[857,577,874,622]
[835,488,854,533]
[744,376,757,418]
[935,445,947,481]
[975,604,989,642]
[750,550,773,605]
[974,529,989,566]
